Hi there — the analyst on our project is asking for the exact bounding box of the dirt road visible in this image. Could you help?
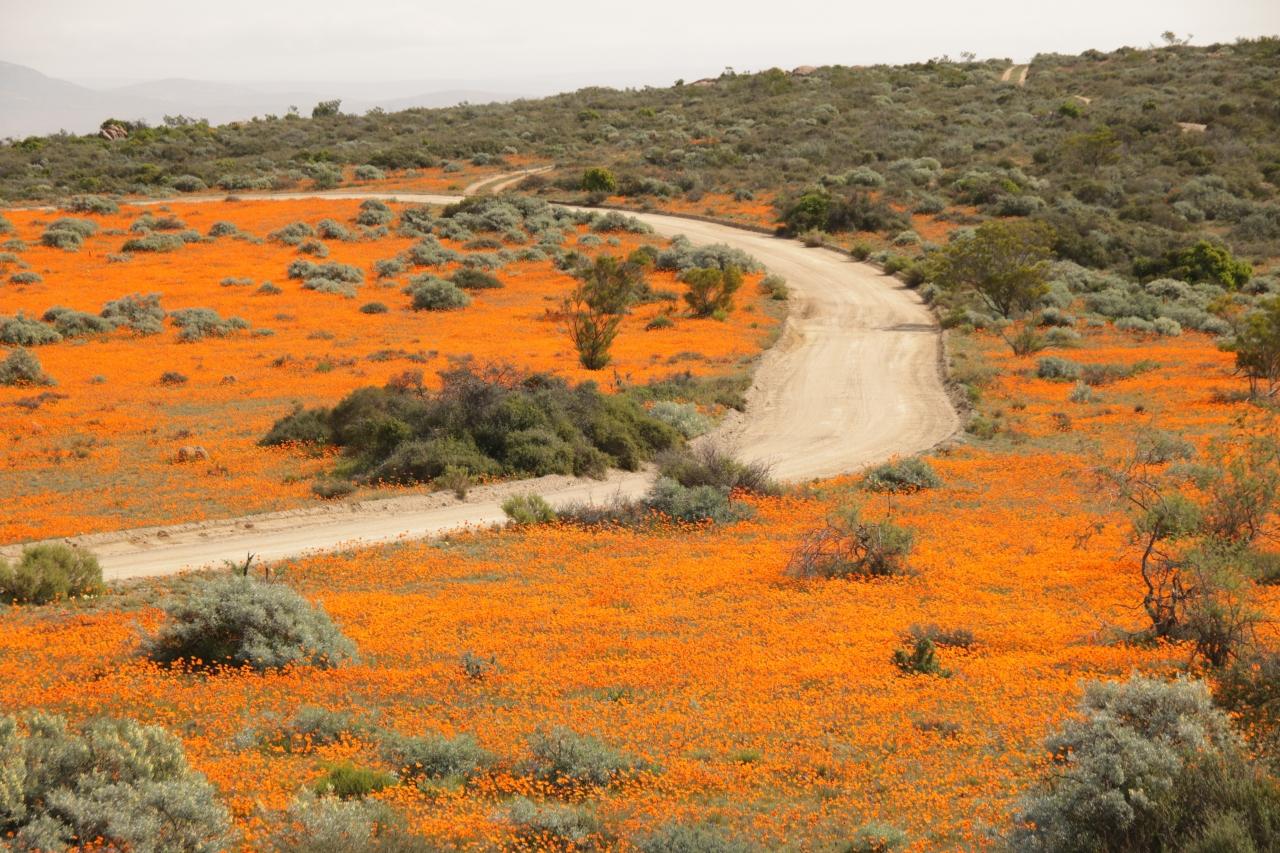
[3,185,958,579]
[1000,64,1030,86]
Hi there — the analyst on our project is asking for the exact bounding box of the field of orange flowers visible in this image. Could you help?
[0,198,776,542]
[3,315,1275,848]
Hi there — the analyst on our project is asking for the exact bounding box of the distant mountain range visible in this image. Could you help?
[0,60,528,137]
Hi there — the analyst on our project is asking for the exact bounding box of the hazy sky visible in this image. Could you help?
[2,0,1276,89]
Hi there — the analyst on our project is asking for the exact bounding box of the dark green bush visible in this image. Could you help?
[0,543,104,604]
[144,575,357,671]
[581,167,618,193]
[891,637,951,677]
[450,269,503,290]
[657,445,777,495]
[312,762,396,800]
[262,364,680,486]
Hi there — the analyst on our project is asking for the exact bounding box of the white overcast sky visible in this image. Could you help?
[2,0,1276,89]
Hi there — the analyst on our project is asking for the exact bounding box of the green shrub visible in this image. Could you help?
[353,201,392,229]
[40,228,84,250]
[1215,651,1280,767]
[0,313,61,346]
[312,762,396,800]
[288,260,364,284]
[862,457,942,493]
[312,479,355,500]
[353,166,386,183]
[170,307,248,341]
[1008,674,1280,852]
[380,731,492,782]
[1134,239,1252,289]
[208,221,239,237]
[502,493,558,525]
[0,712,232,852]
[450,269,502,290]
[648,401,712,439]
[373,259,405,280]
[504,797,604,848]
[0,347,54,386]
[263,364,679,485]
[271,221,316,246]
[270,706,367,752]
[1036,357,1082,381]
[891,637,950,677]
[581,167,618,193]
[647,477,745,524]
[267,792,423,853]
[657,445,777,495]
[637,822,758,852]
[760,274,789,300]
[144,575,356,671]
[121,233,185,253]
[262,405,335,446]
[908,623,976,650]
[298,238,329,257]
[358,301,389,315]
[525,727,648,788]
[42,306,115,337]
[102,292,166,334]
[786,506,914,579]
[681,265,743,317]
[847,822,908,853]
[0,543,104,604]
[407,277,470,311]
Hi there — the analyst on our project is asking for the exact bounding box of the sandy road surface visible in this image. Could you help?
[1000,64,1030,86]
[462,165,554,196]
[2,183,957,579]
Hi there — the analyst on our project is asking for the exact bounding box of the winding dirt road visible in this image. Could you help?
[2,182,957,579]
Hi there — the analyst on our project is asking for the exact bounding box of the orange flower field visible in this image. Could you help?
[0,198,776,541]
[3,301,1276,847]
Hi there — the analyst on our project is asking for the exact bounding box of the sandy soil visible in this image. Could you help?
[2,180,958,579]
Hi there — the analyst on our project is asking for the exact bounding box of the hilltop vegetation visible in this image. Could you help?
[3,39,1278,274]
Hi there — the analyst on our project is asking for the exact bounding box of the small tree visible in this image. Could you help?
[581,167,618,193]
[311,99,342,118]
[1102,429,1280,664]
[1222,297,1280,398]
[929,220,1054,352]
[562,254,643,370]
[681,265,743,317]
